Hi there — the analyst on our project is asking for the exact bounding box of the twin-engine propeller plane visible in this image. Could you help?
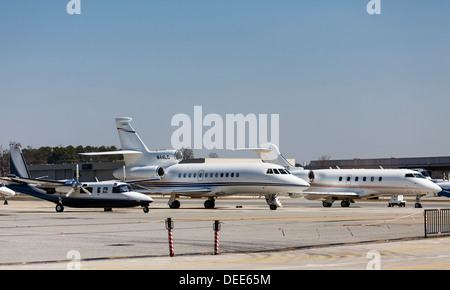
[237,143,442,208]
[1,145,153,213]
[81,117,310,210]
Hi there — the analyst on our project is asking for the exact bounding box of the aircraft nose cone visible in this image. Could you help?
[141,194,153,202]
[296,177,310,189]
[430,183,442,193]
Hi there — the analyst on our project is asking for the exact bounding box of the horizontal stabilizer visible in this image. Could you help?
[80,150,142,156]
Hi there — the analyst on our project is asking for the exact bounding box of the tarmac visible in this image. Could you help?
[0,195,449,270]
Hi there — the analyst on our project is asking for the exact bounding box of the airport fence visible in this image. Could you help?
[424,209,450,237]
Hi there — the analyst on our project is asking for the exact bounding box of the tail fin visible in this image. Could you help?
[116,117,149,153]
[9,144,30,178]
[81,117,182,169]
[232,143,295,169]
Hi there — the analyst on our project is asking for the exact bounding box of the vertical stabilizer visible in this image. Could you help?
[9,144,30,178]
[254,143,295,169]
[82,118,182,170]
[116,117,149,152]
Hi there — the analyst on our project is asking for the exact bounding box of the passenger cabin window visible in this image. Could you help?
[339,177,343,182]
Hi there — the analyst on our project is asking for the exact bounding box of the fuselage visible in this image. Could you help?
[130,162,310,197]
[64,180,153,208]
[291,168,442,199]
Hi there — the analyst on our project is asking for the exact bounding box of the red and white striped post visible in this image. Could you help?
[213,220,221,255]
[165,217,175,257]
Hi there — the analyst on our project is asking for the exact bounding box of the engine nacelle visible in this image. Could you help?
[113,165,165,180]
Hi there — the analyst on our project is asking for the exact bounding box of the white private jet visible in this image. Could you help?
[238,143,442,208]
[0,183,15,204]
[81,117,310,210]
[2,145,153,213]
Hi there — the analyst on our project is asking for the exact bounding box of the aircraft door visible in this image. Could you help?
[198,170,204,182]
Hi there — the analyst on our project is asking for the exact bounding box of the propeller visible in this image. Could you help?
[65,164,91,197]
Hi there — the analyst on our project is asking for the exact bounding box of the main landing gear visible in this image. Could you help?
[321,198,353,207]
[56,203,64,212]
[168,194,217,209]
[55,203,150,213]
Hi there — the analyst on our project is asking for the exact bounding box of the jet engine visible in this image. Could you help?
[113,165,165,181]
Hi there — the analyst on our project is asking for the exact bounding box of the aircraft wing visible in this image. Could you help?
[0,177,66,188]
[302,191,362,200]
[133,183,212,196]
[80,150,142,156]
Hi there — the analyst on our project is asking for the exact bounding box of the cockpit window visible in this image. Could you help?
[113,184,132,193]
[120,185,132,192]
[266,168,290,175]
[405,173,426,179]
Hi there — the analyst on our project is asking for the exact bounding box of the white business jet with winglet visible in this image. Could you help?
[0,183,15,204]
[237,143,442,208]
[2,145,153,213]
[80,117,310,210]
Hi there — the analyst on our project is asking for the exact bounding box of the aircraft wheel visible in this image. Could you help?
[269,204,277,210]
[341,200,350,207]
[415,203,422,208]
[142,206,149,213]
[322,201,332,207]
[169,200,180,209]
[204,200,215,209]
[56,203,64,213]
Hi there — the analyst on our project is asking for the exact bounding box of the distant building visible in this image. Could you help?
[28,162,124,182]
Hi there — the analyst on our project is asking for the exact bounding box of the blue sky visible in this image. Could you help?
[1,1,449,164]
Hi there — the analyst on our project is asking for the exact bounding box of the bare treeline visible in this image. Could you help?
[0,144,122,176]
